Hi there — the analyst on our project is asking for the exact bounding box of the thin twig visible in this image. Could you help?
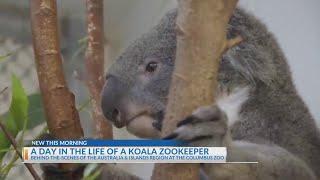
[0,87,8,96]
[0,120,41,180]
[77,97,93,112]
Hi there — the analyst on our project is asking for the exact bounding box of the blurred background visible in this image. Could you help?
[0,0,319,179]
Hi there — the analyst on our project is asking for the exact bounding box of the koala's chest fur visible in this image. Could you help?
[215,87,249,127]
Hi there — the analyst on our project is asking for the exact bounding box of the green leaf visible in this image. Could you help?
[27,93,46,129]
[78,36,88,45]
[0,93,46,140]
[0,75,29,159]
[0,132,10,160]
[84,169,101,180]
[0,53,12,62]
[9,75,29,131]
[0,147,12,153]
[84,164,101,180]
[0,115,17,160]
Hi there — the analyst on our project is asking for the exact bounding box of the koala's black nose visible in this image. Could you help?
[101,75,126,127]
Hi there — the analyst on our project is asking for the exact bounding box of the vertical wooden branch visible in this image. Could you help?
[30,0,83,139]
[30,0,84,173]
[152,0,239,179]
[85,0,113,139]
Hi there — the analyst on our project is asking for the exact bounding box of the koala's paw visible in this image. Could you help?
[163,105,229,147]
[37,133,86,180]
[41,163,85,180]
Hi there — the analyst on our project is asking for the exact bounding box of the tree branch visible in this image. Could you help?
[30,0,84,172]
[152,0,239,179]
[0,87,8,96]
[0,120,40,180]
[85,0,113,139]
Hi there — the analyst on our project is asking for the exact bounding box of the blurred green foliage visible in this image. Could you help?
[0,75,46,160]
[0,75,28,159]
[0,53,12,63]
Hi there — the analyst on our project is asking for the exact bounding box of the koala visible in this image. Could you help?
[41,7,320,180]
[100,7,320,180]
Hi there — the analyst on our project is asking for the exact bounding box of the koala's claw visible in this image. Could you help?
[176,116,195,127]
[163,132,178,140]
[163,105,228,147]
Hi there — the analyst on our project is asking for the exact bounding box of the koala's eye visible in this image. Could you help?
[145,62,158,73]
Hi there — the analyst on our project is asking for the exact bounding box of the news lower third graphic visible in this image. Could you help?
[22,140,255,164]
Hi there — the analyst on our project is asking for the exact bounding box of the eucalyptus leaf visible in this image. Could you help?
[0,53,12,62]
[27,93,46,129]
[9,74,29,131]
[0,75,28,159]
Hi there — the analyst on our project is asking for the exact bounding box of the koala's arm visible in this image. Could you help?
[164,103,316,180]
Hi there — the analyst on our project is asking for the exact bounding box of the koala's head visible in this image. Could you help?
[101,8,292,138]
[101,10,177,138]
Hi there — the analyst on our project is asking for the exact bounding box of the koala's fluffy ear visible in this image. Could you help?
[224,9,290,86]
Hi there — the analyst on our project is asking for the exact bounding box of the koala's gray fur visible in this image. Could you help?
[101,7,320,180]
